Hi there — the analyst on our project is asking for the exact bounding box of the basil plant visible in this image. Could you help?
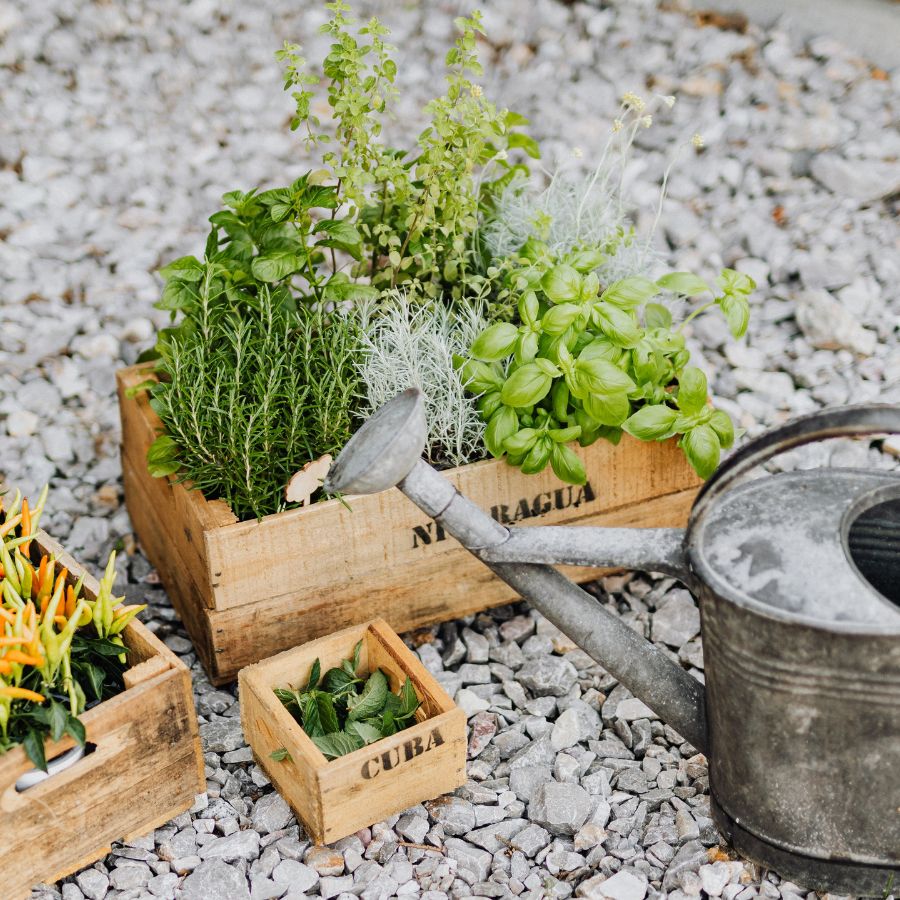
[459,240,753,483]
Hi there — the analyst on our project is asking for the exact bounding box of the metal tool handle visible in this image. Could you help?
[691,403,900,524]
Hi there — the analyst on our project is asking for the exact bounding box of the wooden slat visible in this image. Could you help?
[239,619,466,845]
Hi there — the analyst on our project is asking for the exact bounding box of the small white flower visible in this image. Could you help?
[691,132,704,148]
[470,83,483,98]
[662,94,676,108]
[612,118,624,133]
[621,91,645,111]
[572,146,584,158]
[641,115,652,128]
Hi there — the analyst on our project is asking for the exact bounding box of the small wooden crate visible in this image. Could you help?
[117,363,701,684]
[2,531,204,900]
[239,618,466,844]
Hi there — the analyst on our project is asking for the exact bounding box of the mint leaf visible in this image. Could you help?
[348,669,389,722]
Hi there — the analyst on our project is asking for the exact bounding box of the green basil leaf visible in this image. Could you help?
[507,131,541,159]
[471,323,519,361]
[542,303,582,336]
[312,731,364,760]
[500,364,553,408]
[548,425,581,443]
[643,302,673,330]
[478,391,503,420]
[521,437,552,475]
[709,409,736,450]
[541,264,582,303]
[681,424,721,479]
[656,272,710,296]
[550,443,587,485]
[515,331,539,365]
[348,669,389,722]
[458,358,504,393]
[578,338,625,366]
[534,357,562,378]
[677,366,708,415]
[601,276,659,308]
[568,247,605,273]
[584,390,631,427]
[485,406,520,458]
[551,380,570,421]
[717,268,756,296]
[146,435,181,479]
[575,357,636,395]
[518,291,540,326]
[594,303,642,348]
[717,293,750,339]
[157,278,199,312]
[503,428,539,456]
[623,404,679,441]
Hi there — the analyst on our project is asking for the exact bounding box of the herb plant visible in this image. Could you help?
[0,488,143,770]
[460,243,752,482]
[273,640,420,760]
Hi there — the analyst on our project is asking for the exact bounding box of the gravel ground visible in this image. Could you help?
[1,0,898,898]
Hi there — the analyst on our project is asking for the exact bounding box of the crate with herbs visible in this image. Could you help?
[117,6,753,683]
[0,488,203,900]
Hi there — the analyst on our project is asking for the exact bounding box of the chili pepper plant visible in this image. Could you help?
[0,488,144,770]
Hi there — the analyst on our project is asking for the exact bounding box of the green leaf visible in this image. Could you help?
[681,424,721,479]
[321,666,358,695]
[485,406,519,458]
[709,409,735,450]
[315,692,340,735]
[345,720,384,745]
[506,132,541,159]
[322,280,380,303]
[521,436,552,475]
[66,715,86,747]
[717,268,756,296]
[594,303,641,348]
[146,435,181,478]
[312,731,364,760]
[398,677,420,719]
[583,390,631,427]
[157,278,199,312]
[301,692,326,737]
[503,428,538,456]
[518,291,539,326]
[314,219,363,258]
[305,658,321,691]
[251,249,304,283]
[270,747,292,762]
[656,272,710,296]
[644,302,673,330]
[717,293,750,339]
[568,247,605,273]
[541,265,582,303]
[515,331,539,365]
[550,443,586,485]
[23,730,47,772]
[677,367,708,415]
[500,364,553,408]
[348,669,389,722]
[458,358,504,394]
[548,425,581,444]
[623,405,679,441]
[160,255,204,283]
[542,303,581,336]
[48,700,67,743]
[82,662,106,701]
[470,323,519,361]
[575,357,636,396]
[601,277,659,308]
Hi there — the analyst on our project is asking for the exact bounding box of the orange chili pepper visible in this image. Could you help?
[0,608,15,625]
[3,649,44,666]
[0,636,26,647]
[20,499,31,553]
[0,660,11,674]
[65,585,76,618]
[54,568,68,595]
[35,556,48,593]
[0,513,21,537]
[0,686,45,703]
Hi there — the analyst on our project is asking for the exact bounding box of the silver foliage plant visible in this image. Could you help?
[357,293,490,468]
[481,94,692,287]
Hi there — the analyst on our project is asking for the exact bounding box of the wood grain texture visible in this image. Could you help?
[2,531,204,900]
[239,619,466,844]
[118,364,701,683]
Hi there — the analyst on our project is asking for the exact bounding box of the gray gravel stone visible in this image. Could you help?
[250,793,293,834]
[529,782,593,836]
[74,870,109,900]
[517,656,578,697]
[180,859,250,900]
[199,829,261,862]
[651,592,700,648]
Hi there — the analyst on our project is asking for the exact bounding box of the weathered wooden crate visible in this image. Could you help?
[3,531,204,900]
[239,618,466,844]
[117,363,701,684]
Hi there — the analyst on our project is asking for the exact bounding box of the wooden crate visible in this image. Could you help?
[2,531,204,900]
[117,364,701,684]
[239,618,466,844]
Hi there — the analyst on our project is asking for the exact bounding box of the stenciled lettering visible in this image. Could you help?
[360,728,445,779]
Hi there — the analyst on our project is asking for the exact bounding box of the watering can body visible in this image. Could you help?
[326,399,900,894]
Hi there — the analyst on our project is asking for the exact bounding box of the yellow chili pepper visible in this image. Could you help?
[0,686,45,703]
[2,649,44,666]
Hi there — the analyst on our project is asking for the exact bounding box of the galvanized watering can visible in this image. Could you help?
[325,395,900,894]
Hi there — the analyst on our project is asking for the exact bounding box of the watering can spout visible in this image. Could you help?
[327,389,708,754]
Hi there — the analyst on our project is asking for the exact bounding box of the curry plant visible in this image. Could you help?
[460,241,753,482]
[272,640,420,760]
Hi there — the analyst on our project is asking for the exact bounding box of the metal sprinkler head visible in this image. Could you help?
[324,388,427,496]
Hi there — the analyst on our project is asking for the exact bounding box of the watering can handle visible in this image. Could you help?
[691,403,900,524]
